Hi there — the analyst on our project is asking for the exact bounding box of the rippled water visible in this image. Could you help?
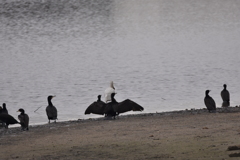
[0,0,240,125]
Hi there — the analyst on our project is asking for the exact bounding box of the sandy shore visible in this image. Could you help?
[1,107,240,160]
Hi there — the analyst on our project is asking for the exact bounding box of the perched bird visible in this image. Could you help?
[221,84,230,107]
[0,112,19,129]
[85,95,106,115]
[1,103,8,114]
[204,90,216,113]
[17,108,29,131]
[0,104,9,127]
[0,106,3,126]
[46,95,57,123]
[105,93,144,119]
[104,93,118,119]
[104,81,115,103]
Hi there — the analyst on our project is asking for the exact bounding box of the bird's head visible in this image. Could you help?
[48,95,56,101]
[17,108,25,114]
[110,81,115,89]
[205,90,210,95]
[97,95,102,101]
[111,93,116,98]
[223,84,227,88]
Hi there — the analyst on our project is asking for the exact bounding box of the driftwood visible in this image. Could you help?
[228,145,240,151]
[34,106,43,113]
[229,153,240,157]
[228,145,240,157]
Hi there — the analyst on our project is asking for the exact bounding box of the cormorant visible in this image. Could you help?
[104,81,115,103]
[18,108,29,131]
[46,95,57,123]
[105,93,144,119]
[221,84,230,107]
[104,93,118,119]
[0,106,3,126]
[204,90,216,113]
[2,103,8,114]
[85,95,106,115]
[0,111,19,129]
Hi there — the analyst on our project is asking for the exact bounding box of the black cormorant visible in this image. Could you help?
[104,93,118,119]
[2,103,8,114]
[0,106,3,126]
[221,84,230,107]
[85,95,106,115]
[204,90,216,113]
[104,93,144,119]
[46,95,57,123]
[18,108,29,130]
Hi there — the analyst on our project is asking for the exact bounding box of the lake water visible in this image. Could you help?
[0,0,240,125]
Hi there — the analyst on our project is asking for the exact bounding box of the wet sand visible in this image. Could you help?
[1,107,240,160]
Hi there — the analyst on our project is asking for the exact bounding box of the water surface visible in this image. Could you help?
[0,0,240,125]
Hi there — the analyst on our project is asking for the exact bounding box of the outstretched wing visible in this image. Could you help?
[114,99,144,114]
[0,114,19,124]
[85,101,106,115]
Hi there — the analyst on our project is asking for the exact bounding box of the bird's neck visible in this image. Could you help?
[48,99,53,106]
[112,97,117,103]
[97,97,101,102]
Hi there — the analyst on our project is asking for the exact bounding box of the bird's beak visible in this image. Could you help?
[17,110,20,112]
[52,95,56,98]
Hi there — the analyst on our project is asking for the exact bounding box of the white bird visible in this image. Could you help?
[104,81,115,103]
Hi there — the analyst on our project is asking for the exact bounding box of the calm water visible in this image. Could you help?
[0,0,240,125]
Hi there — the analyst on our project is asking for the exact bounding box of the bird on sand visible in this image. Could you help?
[85,95,106,115]
[2,103,8,114]
[104,81,115,103]
[0,109,19,129]
[46,95,57,123]
[221,84,230,107]
[0,106,3,126]
[104,93,144,119]
[18,108,29,131]
[204,90,216,113]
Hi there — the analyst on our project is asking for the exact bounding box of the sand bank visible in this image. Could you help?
[1,107,240,160]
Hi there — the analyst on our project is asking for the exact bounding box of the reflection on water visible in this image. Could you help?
[0,0,240,125]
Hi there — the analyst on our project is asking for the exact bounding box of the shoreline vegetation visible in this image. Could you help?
[1,107,240,159]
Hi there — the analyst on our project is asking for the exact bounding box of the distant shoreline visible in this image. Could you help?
[2,106,240,130]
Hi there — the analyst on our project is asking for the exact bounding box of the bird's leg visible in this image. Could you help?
[54,120,56,123]
[48,120,50,124]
